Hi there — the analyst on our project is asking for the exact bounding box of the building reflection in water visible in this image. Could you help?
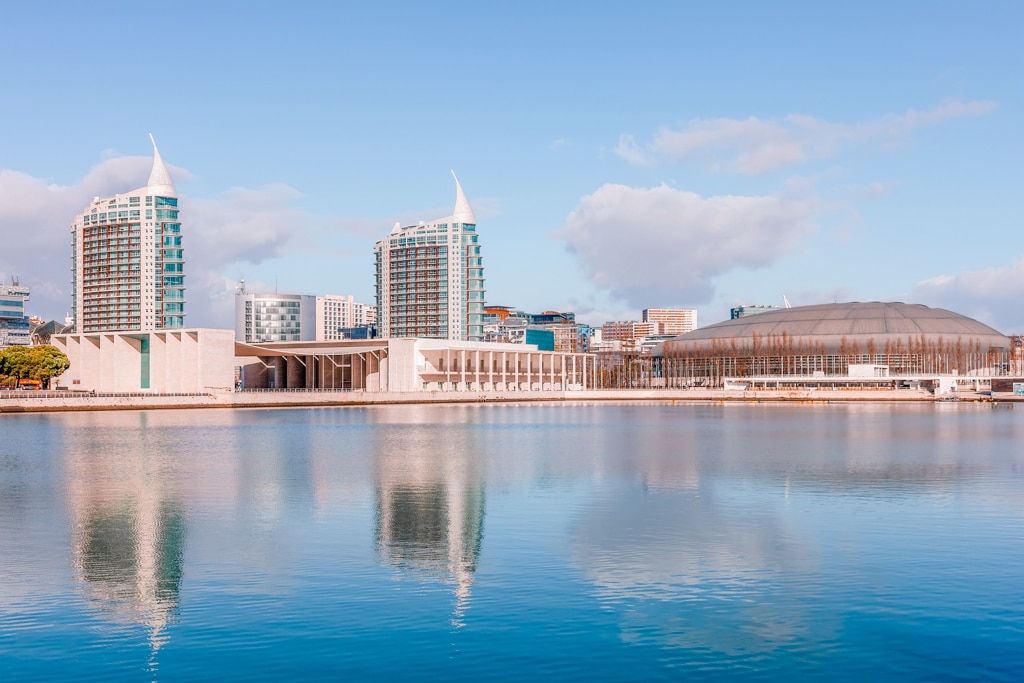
[371,406,486,627]
[64,412,186,674]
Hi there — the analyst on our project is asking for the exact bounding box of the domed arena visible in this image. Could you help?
[654,302,1013,389]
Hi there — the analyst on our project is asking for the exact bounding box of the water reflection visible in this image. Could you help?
[570,467,820,657]
[1,403,1021,681]
[64,413,186,673]
[371,406,486,627]
[564,403,1024,661]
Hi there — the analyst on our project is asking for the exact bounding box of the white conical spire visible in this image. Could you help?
[450,170,475,225]
[147,133,176,196]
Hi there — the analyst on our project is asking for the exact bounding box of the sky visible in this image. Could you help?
[1,1,1022,333]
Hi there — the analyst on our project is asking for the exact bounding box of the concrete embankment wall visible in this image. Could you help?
[2,387,1019,414]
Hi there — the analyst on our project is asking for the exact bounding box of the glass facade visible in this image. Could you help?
[0,284,31,348]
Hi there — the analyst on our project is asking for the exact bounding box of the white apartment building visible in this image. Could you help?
[374,172,485,341]
[316,294,377,341]
[642,308,697,336]
[70,135,185,333]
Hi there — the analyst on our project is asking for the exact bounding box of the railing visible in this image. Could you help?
[236,388,362,393]
[0,391,212,400]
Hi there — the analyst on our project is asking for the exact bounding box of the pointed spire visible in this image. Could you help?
[147,133,176,196]
[450,170,475,225]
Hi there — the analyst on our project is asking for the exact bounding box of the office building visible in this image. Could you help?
[235,292,317,343]
[0,282,31,347]
[235,291,376,343]
[70,135,185,333]
[374,173,485,341]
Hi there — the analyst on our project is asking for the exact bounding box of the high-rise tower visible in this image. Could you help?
[374,173,485,341]
[70,135,185,333]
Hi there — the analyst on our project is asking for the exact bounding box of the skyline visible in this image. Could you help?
[1,2,1022,333]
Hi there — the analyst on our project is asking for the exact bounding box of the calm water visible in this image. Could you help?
[1,402,1022,681]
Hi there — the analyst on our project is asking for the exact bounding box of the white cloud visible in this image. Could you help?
[556,184,818,308]
[613,134,649,166]
[617,100,996,173]
[0,158,309,328]
[0,157,155,320]
[909,258,1024,334]
[188,184,307,268]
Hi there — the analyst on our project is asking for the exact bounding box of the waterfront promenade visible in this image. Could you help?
[1,387,1020,413]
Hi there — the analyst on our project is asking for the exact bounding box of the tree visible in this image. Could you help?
[29,346,71,383]
[0,345,70,387]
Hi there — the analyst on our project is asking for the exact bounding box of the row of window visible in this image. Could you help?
[390,271,448,282]
[83,224,141,235]
[249,301,301,308]
[389,247,449,258]
[250,315,300,321]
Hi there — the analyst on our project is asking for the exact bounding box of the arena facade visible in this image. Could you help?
[649,302,1018,393]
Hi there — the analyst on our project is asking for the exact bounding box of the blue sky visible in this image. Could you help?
[2,1,1022,332]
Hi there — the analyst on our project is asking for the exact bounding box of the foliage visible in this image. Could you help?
[0,345,71,387]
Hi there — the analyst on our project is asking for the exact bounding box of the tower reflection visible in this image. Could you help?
[371,407,486,626]
[65,414,186,673]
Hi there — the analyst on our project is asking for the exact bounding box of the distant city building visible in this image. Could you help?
[374,173,485,341]
[70,135,185,333]
[316,294,377,341]
[482,308,590,352]
[484,315,527,344]
[0,282,31,347]
[526,310,575,326]
[597,311,693,356]
[235,291,375,343]
[601,320,656,342]
[337,325,378,340]
[643,308,697,335]
[30,317,73,346]
[527,323,579,353]
[235,292,317,343]
[730,304,780,319]
[525,328,555,351]
[484,305,517,321]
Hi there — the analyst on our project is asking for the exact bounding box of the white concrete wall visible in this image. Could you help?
[387,339,420,392]
[53,328,235,393]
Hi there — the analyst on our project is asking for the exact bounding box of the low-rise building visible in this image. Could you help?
[52,329,596,394]
[53,328,236,393]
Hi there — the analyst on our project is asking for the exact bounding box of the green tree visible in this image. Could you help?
[0,345,70,387]
[29,345,71,383]
[0,346,32,383]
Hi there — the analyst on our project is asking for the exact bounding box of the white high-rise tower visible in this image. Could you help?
[70,135,185,333]
[373,172,485,341]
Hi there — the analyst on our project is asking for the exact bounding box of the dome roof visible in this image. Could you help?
[657,302,1009,355]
